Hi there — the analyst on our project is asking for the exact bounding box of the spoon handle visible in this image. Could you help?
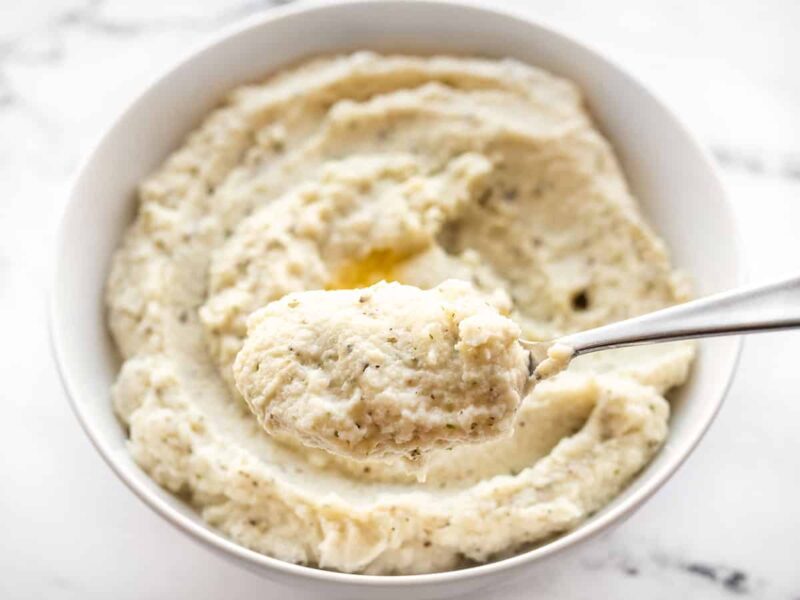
[555,273,800,357]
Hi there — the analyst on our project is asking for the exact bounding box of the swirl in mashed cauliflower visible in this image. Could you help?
[107,52,694,574]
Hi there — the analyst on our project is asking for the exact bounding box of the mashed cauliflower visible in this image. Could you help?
[107,52,694,574]
[233,281,529,461]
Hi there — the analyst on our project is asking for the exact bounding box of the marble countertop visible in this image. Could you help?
[2,1,800,598]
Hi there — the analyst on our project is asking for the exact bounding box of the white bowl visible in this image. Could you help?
[50,1,741,597]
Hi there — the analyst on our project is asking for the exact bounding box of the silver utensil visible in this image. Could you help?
[526,273,800,376]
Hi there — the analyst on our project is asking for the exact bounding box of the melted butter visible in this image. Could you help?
[326,249,409,290]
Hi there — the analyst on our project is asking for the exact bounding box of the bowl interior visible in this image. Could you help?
[51,0,739,590]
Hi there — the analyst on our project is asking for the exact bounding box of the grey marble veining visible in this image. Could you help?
[1,1,800,598]
[712,145,800,182]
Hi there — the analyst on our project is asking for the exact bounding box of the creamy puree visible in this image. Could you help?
[234,280,529,462]
[534,342,577,381]
[108,52,694,574]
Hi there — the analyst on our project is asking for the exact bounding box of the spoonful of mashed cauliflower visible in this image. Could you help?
[235,272,800,464]
[233,280,531,462]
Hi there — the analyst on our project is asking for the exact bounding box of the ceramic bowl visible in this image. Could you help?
[50,1,741,597]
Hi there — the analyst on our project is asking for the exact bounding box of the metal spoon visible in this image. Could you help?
[526,273,800,378]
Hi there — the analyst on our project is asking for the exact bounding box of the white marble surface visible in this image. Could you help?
[2,1,800,598]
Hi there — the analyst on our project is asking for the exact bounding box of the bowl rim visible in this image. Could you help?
[49,0,744,588]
